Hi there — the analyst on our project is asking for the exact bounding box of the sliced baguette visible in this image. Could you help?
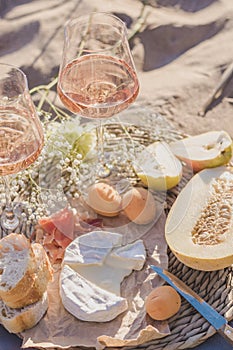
[0,292,48,333]
[3,243,53,308]
[0,234,38,301]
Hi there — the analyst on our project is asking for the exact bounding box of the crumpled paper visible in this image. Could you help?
[22,211,169,349]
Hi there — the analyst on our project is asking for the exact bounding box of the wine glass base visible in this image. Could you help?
[0,202,37,239]
[78,151,134,196]
[97,163,112,178]
[70,111,168,246]
[1,206,20,231]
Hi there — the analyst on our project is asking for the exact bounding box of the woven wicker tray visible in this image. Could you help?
[102,104,233,350]
[3,102,233,350]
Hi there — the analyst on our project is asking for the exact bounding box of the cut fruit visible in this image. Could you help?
[170,130,232,172]
[86,182,122,217]
[165,166,233,271]
[122,187,156,225]
[134,141,182,191]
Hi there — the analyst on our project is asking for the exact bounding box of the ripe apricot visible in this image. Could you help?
[87,182,121,217]
[145,285,181,320]
[122,187,156,225]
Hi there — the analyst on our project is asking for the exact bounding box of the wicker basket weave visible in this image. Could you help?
[3,102,232,350]
[80,104,233,350]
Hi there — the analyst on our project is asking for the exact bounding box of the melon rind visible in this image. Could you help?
[165,166,233,271]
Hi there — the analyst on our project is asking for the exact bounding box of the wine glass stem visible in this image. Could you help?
[96,120,111,178]
[1,175,19,230]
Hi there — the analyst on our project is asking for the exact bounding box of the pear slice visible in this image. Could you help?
[170,131,232,172]
[133,141,182,191]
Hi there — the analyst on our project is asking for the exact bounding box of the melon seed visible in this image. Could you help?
[192,177,233,245]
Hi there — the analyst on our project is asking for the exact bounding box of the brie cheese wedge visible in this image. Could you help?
[63,231,146,295]
[60,231,146,322]
[60,265,128,322]
[63,230,122,265]
[108,240,146,271]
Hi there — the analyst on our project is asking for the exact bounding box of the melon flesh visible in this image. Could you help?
[165,166,233,271]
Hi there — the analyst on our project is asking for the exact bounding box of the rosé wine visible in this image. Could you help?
[58,54,139,119]
[0,107,44,175]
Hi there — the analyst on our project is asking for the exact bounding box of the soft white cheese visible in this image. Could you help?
[62,231,146,295]
[60,231,146,321]
[108,240,146,271]
[60,265,128,322]
[63,230,122,265]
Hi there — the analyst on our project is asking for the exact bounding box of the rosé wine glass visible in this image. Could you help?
[0,63,44,230]
[57,12,139,181]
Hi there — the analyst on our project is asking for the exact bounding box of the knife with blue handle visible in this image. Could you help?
[151,265,233,345]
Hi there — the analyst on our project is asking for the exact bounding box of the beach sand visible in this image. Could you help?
[1,0,233,136]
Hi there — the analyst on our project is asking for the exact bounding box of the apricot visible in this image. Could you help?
[122,187,156,225]
[145,285,181,320]
[87,182,122,217]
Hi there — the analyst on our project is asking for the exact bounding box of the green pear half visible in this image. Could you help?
[133,141,183,191]
[170,131,232,172]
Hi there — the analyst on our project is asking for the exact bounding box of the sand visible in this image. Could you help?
[1,0,233,136]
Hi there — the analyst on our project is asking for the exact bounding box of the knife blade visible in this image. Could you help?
[151,265,233,345]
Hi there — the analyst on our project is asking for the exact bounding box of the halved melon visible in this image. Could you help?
[165,166,233,271]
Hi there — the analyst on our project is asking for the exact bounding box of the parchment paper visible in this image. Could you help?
[22,211,170,349]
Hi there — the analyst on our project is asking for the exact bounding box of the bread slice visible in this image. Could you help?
[0,234,37,301]
[0,292,48,333]
[3,243,53,308]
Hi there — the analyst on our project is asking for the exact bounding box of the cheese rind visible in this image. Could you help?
[60,231,146,321]
[62,232,146,295]
[60,265,128,322]
[108,240,146,270]
[63,231,122,265]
